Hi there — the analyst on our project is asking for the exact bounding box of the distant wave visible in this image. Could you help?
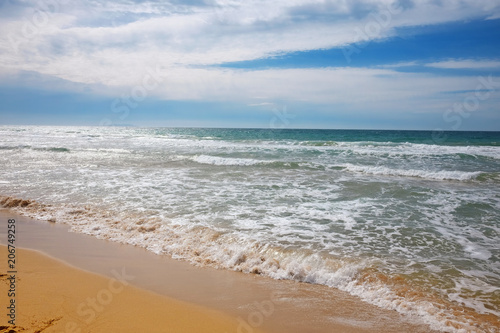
[0,145,70,152]
[0,145,26,150]
[190,155,488,181]
[192,155,264,166]
[190,155,310,169]
[297,140,338,146]
[34,147,71,153]
[340,164,483,181]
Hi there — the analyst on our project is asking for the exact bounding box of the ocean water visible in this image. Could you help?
[0,126,499,332]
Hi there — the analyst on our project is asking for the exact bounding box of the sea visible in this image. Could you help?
[0,126,499,332]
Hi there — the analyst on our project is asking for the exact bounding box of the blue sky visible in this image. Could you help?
[0,0,499,130]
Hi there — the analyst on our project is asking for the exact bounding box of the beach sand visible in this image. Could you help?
[0,209,439,333]
[0,245,257,333]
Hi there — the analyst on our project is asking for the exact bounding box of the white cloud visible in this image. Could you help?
[426,60,500,69]
[0,0,499,108]
[248,102,276,107]
[378,61,420,68]
[150,67,495,105]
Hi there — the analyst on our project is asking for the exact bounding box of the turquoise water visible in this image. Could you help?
[165,128,500,145]
[0,126,499,332]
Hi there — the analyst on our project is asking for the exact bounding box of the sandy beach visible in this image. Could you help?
[0,245,256,333]
[0,209,440,333]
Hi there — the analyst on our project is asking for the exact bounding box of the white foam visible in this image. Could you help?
[340,164,482,181]
[191,155,264,166]
[334,142,500,160]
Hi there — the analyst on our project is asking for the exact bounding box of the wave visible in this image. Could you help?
[323,142,500,160]
[190,155,489,182]
[35,147,71,153]
[0,145,135,154]
[298,141,338,146]
[205,140,500,163]
[1,194,498,333]
[190,155,312,169]
[0,145,70,152]
[192,155,264,166]
[0,145,30,150]
[340,164,484,181]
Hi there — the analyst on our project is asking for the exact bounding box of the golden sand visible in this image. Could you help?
[0,245,253,333]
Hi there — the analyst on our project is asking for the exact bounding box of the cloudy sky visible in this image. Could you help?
[1,0,499,130]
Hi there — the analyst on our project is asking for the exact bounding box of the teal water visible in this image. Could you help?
[164,128,500,146]
[0,126,499,332]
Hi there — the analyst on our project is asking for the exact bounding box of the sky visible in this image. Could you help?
[0,0,499,130]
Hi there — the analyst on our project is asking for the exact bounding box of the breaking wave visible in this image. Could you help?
[340,164,485,181]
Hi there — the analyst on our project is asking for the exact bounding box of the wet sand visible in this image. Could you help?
[0,245,258,333]
[0,209,438,333]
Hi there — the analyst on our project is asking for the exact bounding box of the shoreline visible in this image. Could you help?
[0,208,439,333]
